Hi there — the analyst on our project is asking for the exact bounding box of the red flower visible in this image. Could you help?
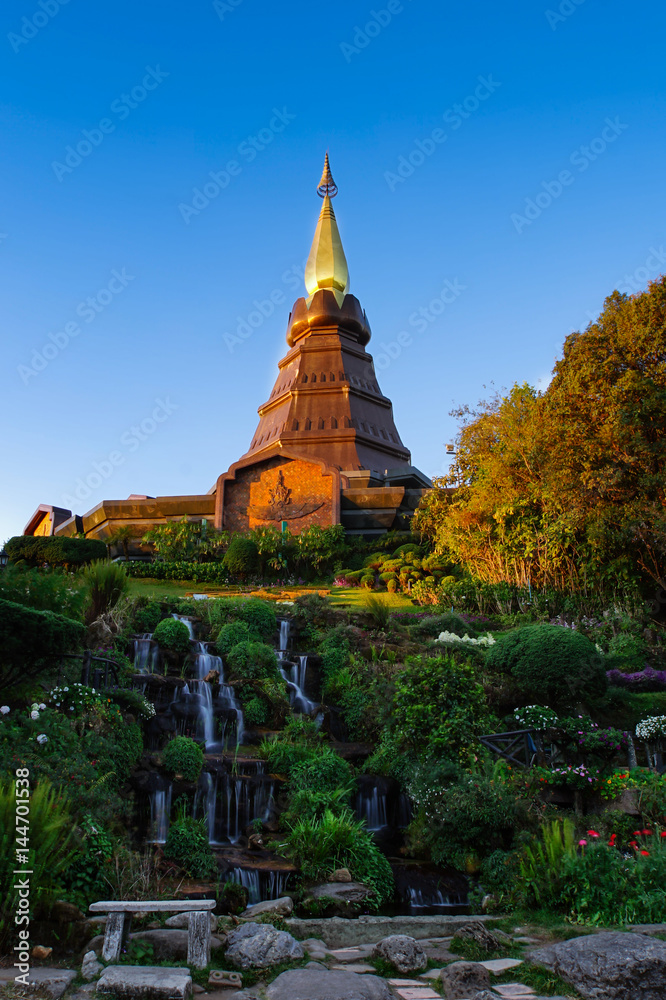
[608,833,617,846]
[642,829,653,836]
[629,840,638,848]
[587,830,600,838]
[660,832,666,839]
[640,850,650,856]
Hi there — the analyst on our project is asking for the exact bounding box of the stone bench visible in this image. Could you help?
[89,899,216,969]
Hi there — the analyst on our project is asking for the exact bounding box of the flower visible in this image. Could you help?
[587,830,600,838]
[0,706,9,715]
[36,734,48,745]
[608,833,617,846]
[578,839,587,846]
[38,703,46,711]
[30,710,39,720]
[31,703,39,711]
[640,850,650,856]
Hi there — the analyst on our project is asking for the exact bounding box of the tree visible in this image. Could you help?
[142,518,228,563]
[105,525,134,559]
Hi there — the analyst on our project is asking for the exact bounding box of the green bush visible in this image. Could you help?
[162,736,204,782]
[223,536,259,578]
[363,592,391,629]
[387,579,398,593]
[165,810,217,879]
[226,641,279,680]
[0,566,85,619]
[243,696,269,727]
[485,624,607,709]
[290,747,354,796]
[260,717,323,774]
[0,598,86,693]
[152,617,191,654]
[235,598,277,639]
[133,600,165,633]
[412,612,477,640]
[216,621,252,657]
[5,536,106,569]
[361,574,375,590]
[559,840,666,924]
[393,654,488,765]
[81,560,129,622]
[125,561,230,583]
[283,808,394,906]
[110,721,143,775]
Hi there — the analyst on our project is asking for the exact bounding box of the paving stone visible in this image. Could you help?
[512,936,539,945]
[394,989,440,1000]
[329,944,376,960]
[419,969,444,980]
[388,980,428,987]
[329,962,376,973]
[493,986,536,998]
[0,968,77,999]
[97,964,192,999]
[479,958,524,973]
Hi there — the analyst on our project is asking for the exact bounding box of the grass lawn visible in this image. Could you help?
[328,586,421,612]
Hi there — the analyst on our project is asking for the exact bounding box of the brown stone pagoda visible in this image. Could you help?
[24,157,430,544]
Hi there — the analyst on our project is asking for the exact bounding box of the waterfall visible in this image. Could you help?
[194,772,217,844]
[133,634,159,673]
[279,655,318,715]
[219,685,244,748]
[279,619,290,654]
[223,867,289,905]
[172,613,195,639]
[356,783,388,832]
[148,786,172,844]
[406,887,461,912]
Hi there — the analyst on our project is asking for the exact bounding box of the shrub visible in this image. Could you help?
[260,717,323,774]
[0,566,85,619]
[0,599,86,694]
[226,641,279,680]
[165,808,217,879]
[133,600,165,633]
[243,696,269,727]
[485,624,607,709]
[363,592,391,629]
[283,808,394,905]
[216,621,252,657]
[223,536,259,578]
[387,579,398,593]
[152,617,191,655]
[81,560,129,622]
[393,654,488,765]
[289,747,354,796]
[235,598,277,639]
[5,535,106,569]
[361,574,375,590]
[162,736,204,782]
[412,612,477,640]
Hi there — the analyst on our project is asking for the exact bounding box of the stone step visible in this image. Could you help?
[96,965,192,999]
[0,968,76,999]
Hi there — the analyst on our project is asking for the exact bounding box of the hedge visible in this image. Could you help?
[6,536,106,569]
[124,561,230,583]
[0,598,86,692]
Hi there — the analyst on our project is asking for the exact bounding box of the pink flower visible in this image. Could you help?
[579,839,587,846]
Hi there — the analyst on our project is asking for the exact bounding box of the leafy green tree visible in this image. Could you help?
[223,536,259,579]
[142,518,228,563]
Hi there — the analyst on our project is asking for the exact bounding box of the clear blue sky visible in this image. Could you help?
[2,0,665,543]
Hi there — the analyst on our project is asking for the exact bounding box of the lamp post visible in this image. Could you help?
[0,549,8,569]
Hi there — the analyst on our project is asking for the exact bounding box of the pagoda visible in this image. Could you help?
[24,157,430,543]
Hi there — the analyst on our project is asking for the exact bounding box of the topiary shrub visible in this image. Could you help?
[5,535,106,569]
[216,620,252,657]
[162,736,204,781]
[152,617,191,655]
[412,612,478,640]
[485,624,607,710]
[223,536,259,579]
[227,641,280,680]
[361,574,375,590]
[235,598,277,639]
[387,578,398,593]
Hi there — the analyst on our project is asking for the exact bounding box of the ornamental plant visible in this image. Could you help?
[636,716,666,742]
[152,617,191,655]
[513,705,559,730]
[162,736,204,782]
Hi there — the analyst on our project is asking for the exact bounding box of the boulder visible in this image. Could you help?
[164,912,218,931]
[127,929,224,961]
[81,951,103,981]
[439,960,491,999]
[307,881,374,915]
[52,900,86,923]
[242,896,294,919]
[225,921,304,970]
[530,930,666,1000]
[265,968,393,999]
[372,934,427,973]
[7,969,77,999]
[97,965,192,999]
[328,868,352,882]
[453,920,502,952]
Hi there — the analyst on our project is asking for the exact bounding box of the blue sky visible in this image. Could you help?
[2,0,665,543]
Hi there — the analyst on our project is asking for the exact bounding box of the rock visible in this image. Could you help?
[301,937,329,960]
[52,900,86,923]
[265,967,393,999]
[81,950,103,981]
[471,993,502,1000]
[329,868,352,882]
[6,969,77,999]
[372,935,428,973]
[208,969,243,989]
[225,921,305,970]
[530,930,666,1000]
[439,961,491,999]
[248,833,265,849]
[307,881,375,915]
[479,959,523,973]
[31,945,53,960]
[97,965,192,999]
[242,896,294,919]
[127,929,223,961]
[164,911,218,930]
[453,920,502,952]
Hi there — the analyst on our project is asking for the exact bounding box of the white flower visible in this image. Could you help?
[38,703,46,711]
[435,630,496,648]
[0,706,9,715]
[64,687,69,692]
[636,716,666,741]
[31,703,39,710]
[36,734,48,745]
[69,706,74,711]
[30,711,39,720]
[91,688,95,694]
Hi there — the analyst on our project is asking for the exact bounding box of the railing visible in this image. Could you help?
[479,728,561,768]
[61,651,119,688]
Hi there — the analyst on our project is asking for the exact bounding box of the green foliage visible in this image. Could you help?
[283,807,394,905]
[81,559,129,622]
[0,566,85,619]
[486,624,607,709]
[412,612,478,639]
[243,696,269,727]
[260,717,323,774]
[223,536,259,578]
[110,721,143,775]
[220,880,248,914]
[392,654,488,765]
[0,779,76,944]
[216,620,252,657]
[0,598,86,693]
[132,600,165,633]
[62,816,113,910]
[162,736,204,782]
[517,818,576,908]
[164,801,217,879]
[125,561,230,583]
[294,524,347,577]
[363,592,391,629]
[152,617,191,654]
[207,598,276,641]
[559,840,666,924]
[142,517,228,563]
[226,641,279,680]
[5,535,106,569]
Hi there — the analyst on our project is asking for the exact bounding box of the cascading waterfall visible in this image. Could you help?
[148,786,172,844]
[223,867,289,905]
[356,783,388,832]
[133,634,159,673]
[172,613,195,638]
[277,620,317,715]
[406,887,462,912]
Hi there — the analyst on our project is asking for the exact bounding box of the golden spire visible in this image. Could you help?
[304,154,349,306]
